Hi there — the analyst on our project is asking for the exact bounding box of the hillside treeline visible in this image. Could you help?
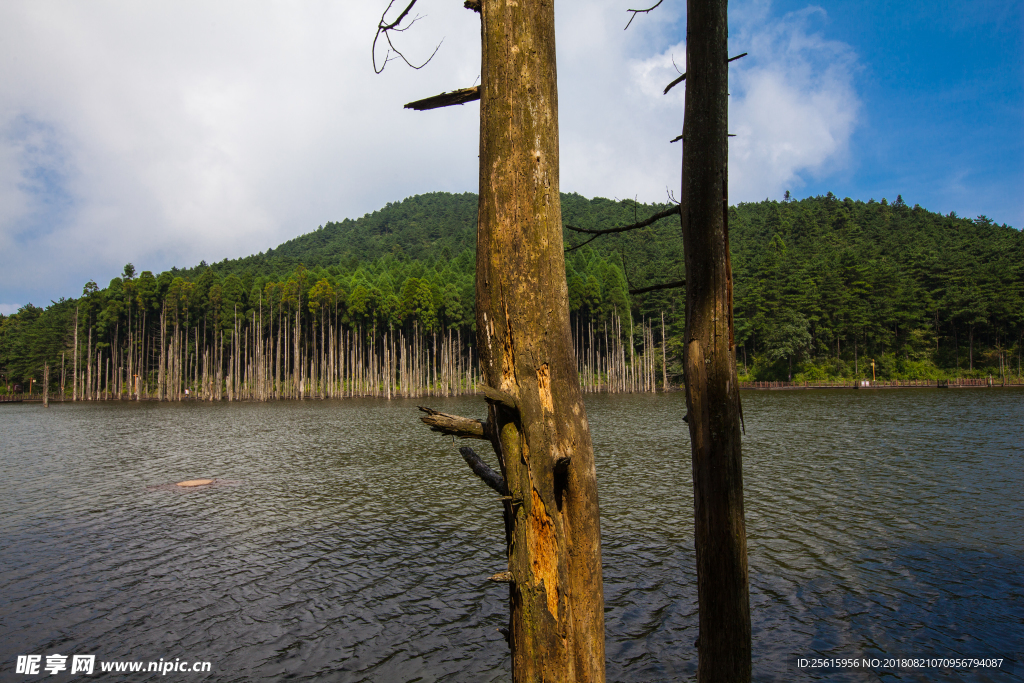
[1,191,1022,397]
[0,248,661,399]
[729,194,1023,380]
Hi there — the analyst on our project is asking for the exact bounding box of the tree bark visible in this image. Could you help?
[680,0,752,681]
[476,1,605,680]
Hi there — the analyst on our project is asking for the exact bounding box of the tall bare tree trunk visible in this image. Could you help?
[680,1,751,680]
[661,311,669,390]
[294,308,301,399]
[475,1,605,679]
[276,314,282,400]
[73,307,79,401]
[158,305,166,401]
[86,327,92,401]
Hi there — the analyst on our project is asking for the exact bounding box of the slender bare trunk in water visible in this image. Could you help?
[679,1,751,680]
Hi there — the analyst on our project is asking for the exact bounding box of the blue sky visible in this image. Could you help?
[760,0,1022,221]
[0,0,1021,314]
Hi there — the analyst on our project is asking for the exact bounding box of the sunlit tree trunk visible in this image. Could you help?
[475,1,605,679]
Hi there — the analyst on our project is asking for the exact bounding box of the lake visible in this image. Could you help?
[1,390,1021,681]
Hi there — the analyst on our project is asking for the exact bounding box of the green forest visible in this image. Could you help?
[2,191,1022,399]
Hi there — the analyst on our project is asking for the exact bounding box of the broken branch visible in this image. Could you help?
[418,406,488,439]
[564,205,679,236]
[664,53,748,95]
[460,446,509,496]
[625,0,664,30]
[664,72,686,95]
[373,0,441,74]
[378,0,418,33]
[404,86,481,111]
[480,384,518,411]
[464,0,481,11]
[565,232,601,253]
[630,279,686,295]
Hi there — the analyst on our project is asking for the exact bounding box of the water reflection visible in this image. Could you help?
[1,390,1021,681]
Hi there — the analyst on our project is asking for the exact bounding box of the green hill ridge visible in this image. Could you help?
[2,191,1022,394]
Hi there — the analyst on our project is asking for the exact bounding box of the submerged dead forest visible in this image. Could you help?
[2,191,1023,397]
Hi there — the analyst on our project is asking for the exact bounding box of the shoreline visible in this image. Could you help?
[740,378,1024,390]
[6,379,1024,403]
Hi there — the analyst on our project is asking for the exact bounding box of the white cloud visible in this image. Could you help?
[0,0,859,308]
[621,3,860,204]
[728,5,859,201]
[1,0,481,304]
[556,0,687,203]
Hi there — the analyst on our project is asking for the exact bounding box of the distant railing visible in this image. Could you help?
[739,377,1024,389]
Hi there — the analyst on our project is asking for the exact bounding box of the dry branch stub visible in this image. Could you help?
[458,446,508,496]
[404,86,481,111]
[478,384,518,411]
[417,406,488,439]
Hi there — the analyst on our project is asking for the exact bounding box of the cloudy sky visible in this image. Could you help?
[1,0,1020,313]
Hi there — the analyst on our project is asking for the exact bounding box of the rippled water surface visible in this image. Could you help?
[2,390,1022,681]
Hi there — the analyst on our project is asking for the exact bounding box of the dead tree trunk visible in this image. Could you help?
[392,0,605,676]
[73,307,79,401]
[476,1,605,679]
[680,1,751,680]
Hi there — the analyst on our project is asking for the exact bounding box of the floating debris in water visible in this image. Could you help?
[145,479,239,492]
[176,479,214,487]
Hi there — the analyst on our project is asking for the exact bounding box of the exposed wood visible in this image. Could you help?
[680,1,751,681]
[404,86,480,111]
[458,446,508,495]
[418,406,488,439]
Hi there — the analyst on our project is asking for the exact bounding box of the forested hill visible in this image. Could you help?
[176,191,681,280]
[2,191,1022,394]
[179,189,1024,377]
[237,192,480,273]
